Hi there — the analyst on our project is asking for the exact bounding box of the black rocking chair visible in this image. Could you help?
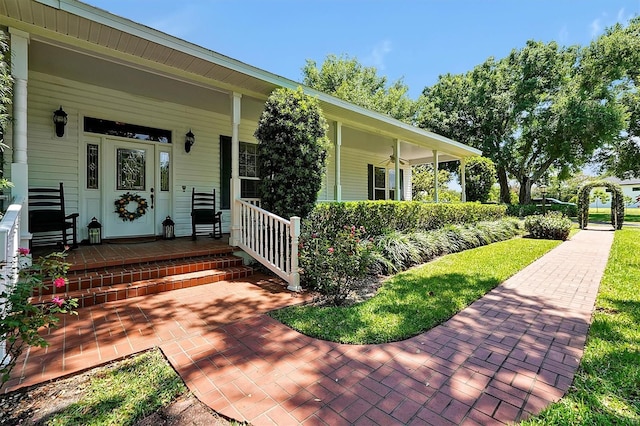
[28,182,79,249]
[191,188,222,240]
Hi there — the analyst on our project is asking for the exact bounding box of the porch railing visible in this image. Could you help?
[0,197,24,366]
[236,199,300,291]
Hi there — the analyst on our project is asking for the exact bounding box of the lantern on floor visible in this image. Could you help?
[87,217,102,245]
[162,216,175,240]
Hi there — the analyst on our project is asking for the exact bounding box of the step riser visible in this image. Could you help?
[31,266,253,309]
[38,256,244,296]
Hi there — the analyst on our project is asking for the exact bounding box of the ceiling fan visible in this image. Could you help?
[377,146,409,167]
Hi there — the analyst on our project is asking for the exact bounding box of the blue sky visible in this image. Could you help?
[86,1,638,98]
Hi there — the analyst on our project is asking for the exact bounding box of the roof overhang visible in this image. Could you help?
[2,0,482,161]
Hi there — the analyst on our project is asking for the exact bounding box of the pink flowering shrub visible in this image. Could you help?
[1,249,78,386]
[299,225,374,305]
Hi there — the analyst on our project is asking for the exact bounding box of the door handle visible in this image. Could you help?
[150,188,154,209]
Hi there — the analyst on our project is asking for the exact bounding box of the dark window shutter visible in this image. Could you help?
[400,169,405,201]
[220,136,231,209]
[367,164,373,200]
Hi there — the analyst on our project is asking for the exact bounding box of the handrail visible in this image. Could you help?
[235,199,300,291]
[0,196,24,366]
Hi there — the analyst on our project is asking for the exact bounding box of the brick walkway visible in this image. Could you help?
[4,227,614,425]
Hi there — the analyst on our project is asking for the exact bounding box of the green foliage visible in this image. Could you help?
[463,156,496,202]
[418,40,625,205]
[299,225,375,306]
[371,219,523,274]
[411,164,459,202]
[254,87,329,218]
[577,180,625,230]
[304,201,506,237]
[1,250,78,386]
[583,17,640,179]
[524,212,572,240]
[302,54,416,122]
[46,349,186,425]
[0,31,12,149]
[522,228,640,425]
[590,188,610,212]
[506,203,577,218]
[272,235,559,344]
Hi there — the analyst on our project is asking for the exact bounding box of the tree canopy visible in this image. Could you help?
[302,54,416,122]
[582,17,640,179]
[417,40,625,204]
[254,87,330,218]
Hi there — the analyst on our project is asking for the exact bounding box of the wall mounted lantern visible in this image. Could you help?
[87,217,102,245]
[162,216,175,240]
[53,106,68,137]
[185,129,195,153]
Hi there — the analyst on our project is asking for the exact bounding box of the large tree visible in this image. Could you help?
[583,17,640,179]
[254,87,330,218]
[302,54,416,122]
[417,41,624,204]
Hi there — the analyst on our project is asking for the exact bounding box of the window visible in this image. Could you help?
[633,187,640,192]
[84,117,171,143]
[220,137,261,209]
[368,164,404,200]
[239,142,260,198]
[86,144,99,189]
[160,152,170,191]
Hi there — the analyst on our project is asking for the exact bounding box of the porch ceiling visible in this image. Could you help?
[2,0,481,161]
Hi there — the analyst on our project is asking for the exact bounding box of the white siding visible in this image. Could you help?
[26,72,235,239]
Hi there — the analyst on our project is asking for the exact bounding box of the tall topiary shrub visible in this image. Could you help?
[254,87,329,219]
[462,156,496,202]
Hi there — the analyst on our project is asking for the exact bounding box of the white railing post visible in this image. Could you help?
[234,200,302,291]
[0,198,25,367]
[287,217,301,292]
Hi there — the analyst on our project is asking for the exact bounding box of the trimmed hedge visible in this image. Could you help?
[506,203,577,218]
[524,212,572,241]
[305,201,507,237]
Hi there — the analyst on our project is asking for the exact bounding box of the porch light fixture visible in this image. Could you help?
[87,217,102,245]
[162,216,175,240]
[53,106,68,137]
[185,129,195,153]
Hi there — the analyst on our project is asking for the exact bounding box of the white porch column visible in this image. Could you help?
[9,28,30,249]
[432,150,439,203]
[334,121,342,201]
[460,158,467,202]
[229,92,242,246]
[394,139,401,201]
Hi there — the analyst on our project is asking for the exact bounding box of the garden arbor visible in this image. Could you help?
[577,181,624,229]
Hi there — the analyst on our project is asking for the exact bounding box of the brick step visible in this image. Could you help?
[30,265,254,309]
[37,255,244,296]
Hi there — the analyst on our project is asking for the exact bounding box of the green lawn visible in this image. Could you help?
[271,237,560,344]
[588,207,640,223]
[46,349,185,426]
[521,228,640,425]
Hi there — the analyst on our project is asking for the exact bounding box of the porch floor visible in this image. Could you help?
[32,235,235,271]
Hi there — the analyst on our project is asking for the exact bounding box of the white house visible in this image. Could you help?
[0,0,481,288]
[588,177,640,208]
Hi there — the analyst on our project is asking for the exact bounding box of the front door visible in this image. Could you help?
[103,139,156,238]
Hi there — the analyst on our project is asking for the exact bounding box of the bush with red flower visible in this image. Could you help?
[1,248,78,386]
[299,224,374,305]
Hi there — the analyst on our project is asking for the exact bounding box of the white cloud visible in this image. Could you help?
[365,40,392,70]
[558,25,569,44]
[590,18,602,38]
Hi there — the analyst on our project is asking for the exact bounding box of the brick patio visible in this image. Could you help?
[3,227,614,425]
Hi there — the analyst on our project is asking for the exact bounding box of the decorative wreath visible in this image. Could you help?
[114,192,148,221]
